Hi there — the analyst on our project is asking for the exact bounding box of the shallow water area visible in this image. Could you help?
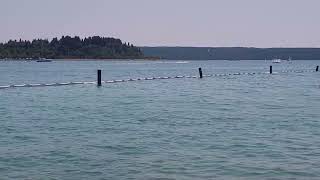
[1,60,320,179]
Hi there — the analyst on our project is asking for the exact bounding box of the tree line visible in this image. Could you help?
[0,36,143,59]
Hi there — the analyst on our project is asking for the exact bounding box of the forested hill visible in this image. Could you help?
[141,47,320,60]
[0,36,143,59]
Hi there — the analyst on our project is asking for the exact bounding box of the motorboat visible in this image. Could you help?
[36,58,52,62]
[272,59,281,63]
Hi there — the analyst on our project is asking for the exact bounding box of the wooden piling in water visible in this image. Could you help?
[199,68,203,78]
[316,66,319,72]
[270,66,273,74]
[97,69,102,86]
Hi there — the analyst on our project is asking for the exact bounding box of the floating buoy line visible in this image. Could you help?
[0,68,318,90]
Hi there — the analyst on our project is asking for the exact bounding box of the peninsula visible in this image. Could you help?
[0,36,143,60]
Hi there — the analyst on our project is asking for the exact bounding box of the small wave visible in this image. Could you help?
[175,61,189,64]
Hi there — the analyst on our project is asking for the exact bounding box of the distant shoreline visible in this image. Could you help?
[1,58,318,62]
[0,57,162,61]
[141,47,320,60]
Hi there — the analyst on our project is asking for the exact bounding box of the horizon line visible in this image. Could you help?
[1,36,320,49]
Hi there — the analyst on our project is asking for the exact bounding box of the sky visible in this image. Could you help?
[1,0,320,47]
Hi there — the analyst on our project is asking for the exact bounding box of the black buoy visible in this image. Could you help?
[270,66,273,74]
[97,69,102,86]
[199,68,203,78]
[316,66,319,72]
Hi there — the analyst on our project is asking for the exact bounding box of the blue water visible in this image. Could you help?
[1,60,320,179]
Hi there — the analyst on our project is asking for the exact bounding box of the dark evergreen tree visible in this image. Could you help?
[0,36,143,59]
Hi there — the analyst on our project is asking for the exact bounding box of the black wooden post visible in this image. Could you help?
[270,66,273,74]
[316,66,319,72]
[199,68,203,78]
[97,69,102,86]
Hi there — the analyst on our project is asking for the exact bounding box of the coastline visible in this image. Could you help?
[0,57,162,62]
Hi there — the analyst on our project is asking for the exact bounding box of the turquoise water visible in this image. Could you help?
[1,60,320,179]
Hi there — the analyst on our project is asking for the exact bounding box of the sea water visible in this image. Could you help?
[0,60,320,179]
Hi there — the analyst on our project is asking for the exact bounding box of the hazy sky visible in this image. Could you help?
[1,0,320,47]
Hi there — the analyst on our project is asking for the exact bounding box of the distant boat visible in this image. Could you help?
[36,58,52,62]
[272,59,281,63]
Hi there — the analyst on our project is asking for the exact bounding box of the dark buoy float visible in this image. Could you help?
[199,68,203,78]
[97,69,102,86]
